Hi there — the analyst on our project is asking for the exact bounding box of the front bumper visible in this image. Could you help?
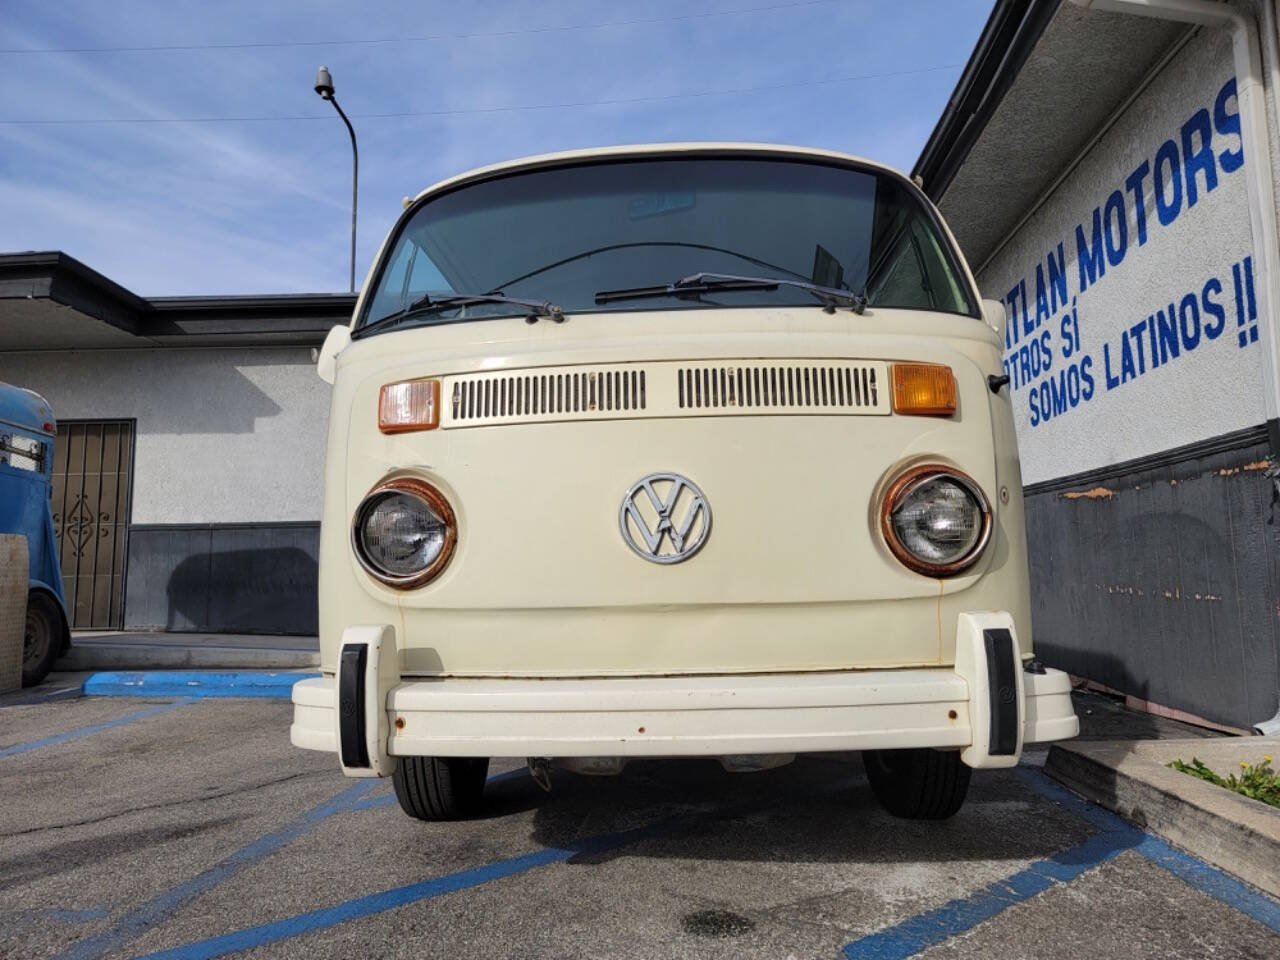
[291,613,1079,775]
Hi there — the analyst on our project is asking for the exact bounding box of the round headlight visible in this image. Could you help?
[881,466,991,576]
[353,478,456,587]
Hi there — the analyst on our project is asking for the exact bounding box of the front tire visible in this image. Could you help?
[393,756,489,821]
[862,748,971,820]
[22,592,62,688]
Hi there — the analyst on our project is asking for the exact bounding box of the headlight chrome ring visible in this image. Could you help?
[351,477,457,589]
[880,464,992,577]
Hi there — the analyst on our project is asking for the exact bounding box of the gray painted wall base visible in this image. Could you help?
[124,523,318,635]
[1025,429,1279,731]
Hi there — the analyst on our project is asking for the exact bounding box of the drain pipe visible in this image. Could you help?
[1073,0,1280,736]
[1255,0,1280,738]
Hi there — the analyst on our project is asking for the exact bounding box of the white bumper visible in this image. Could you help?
[291,614,1079,775]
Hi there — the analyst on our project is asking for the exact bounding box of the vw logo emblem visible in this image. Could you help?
[619,472,711,564]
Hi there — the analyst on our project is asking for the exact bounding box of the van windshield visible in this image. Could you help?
[357,156,977,333]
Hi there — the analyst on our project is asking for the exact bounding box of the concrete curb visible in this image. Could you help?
[57,644,319,672]
[1045,738,1280,898]
[83,670,319,699]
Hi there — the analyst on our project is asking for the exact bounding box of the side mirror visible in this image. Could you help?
[316,324,351,384]
[980,298,1007,344]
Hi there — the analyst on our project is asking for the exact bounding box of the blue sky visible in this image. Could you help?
[1,0,992,296]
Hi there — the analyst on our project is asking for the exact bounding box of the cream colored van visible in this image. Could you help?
[292,143,1079,822]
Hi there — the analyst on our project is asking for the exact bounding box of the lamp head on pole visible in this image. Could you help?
[314,65,335,100]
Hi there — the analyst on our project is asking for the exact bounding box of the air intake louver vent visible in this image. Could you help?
[677,364,878,410]
[440,359,889,429]
[452,369,647,422]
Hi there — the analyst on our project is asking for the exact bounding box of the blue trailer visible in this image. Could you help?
[0,382,70,685]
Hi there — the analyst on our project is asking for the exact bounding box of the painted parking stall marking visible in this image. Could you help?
[0,698,194,757]
[52,779,381,960]
[840,768,1280,958]
[81,671,317,699]
[6,693,1278,959]
[133,817,679,960]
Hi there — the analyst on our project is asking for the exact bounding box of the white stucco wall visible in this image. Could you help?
[977,26,1266,485]
[0,346,329,523]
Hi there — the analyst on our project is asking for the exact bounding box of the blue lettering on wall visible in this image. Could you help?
[1075,208,1106,293]
[1202,276,1226,340]
[1125,160,1152,246]
[1181,107,1218,206]
[1046,243,1069,311]
[1214,78,1243,172]
[1154,138,1183,226]
[1103,190,1127,266]
[1001,77,1254,429]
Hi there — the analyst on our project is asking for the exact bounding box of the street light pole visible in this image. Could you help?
[314,66,358,293]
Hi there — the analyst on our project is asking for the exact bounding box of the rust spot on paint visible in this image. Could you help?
[394,717,405,730]
[1062,486,1116,500]
[948,709,958,721]
[637,726,646,734]
[1220,459,1273,476]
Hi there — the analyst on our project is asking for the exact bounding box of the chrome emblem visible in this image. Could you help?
[619,472,712,564]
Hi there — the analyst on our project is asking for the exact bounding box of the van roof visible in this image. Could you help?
[408,143,911,207]
[0,381,55,437]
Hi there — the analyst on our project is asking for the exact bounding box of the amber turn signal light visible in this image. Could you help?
[379,379,440,433]
[891,363,957,416]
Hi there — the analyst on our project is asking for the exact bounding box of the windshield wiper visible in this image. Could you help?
[356,291,565,338]
[595,275,779,305]
[595,272,867,314]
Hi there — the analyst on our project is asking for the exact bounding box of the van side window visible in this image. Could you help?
[872,234,931,309]
[364,242,415,320]
[869,221,970,314]
[405,246,449,300]
[364,243,453,320]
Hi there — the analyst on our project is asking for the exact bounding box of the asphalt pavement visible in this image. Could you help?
[1,686,1278,959]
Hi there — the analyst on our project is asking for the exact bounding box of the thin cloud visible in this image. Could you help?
[0,0,989,295]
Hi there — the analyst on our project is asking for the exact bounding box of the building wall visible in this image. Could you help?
[973,24,1279,728]
[0,346,329,522]
[0,346,329,634]
[979,27,1261,483]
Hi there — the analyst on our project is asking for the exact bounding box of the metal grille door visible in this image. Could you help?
[49,421,134,629]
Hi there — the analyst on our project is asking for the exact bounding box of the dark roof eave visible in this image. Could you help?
[0,250,150,335]
[0,251,355,347]
[913,0,1062,201]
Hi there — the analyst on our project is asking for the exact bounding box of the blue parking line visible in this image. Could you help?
[56,768,527,960]
[1025,770,1280,934]
[54,778,380,960]
[842,797,1139,958]
[120,772,862,960]
[82,671,317,699]
[841,766,1280,959]
[133,816,678,960]
[0,699,195,757]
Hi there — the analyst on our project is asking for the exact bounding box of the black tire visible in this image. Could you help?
[22,591,62,688]
[862,748,971,820]
[393,756,489,821]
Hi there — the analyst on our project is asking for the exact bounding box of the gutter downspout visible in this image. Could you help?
[1072,0,1280,736]
[1256,0,1280,738]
